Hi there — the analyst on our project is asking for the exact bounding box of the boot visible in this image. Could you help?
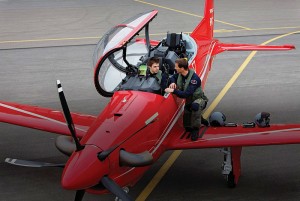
[185,127,193,132]
[190,128,199,141]
[201,116,209,126]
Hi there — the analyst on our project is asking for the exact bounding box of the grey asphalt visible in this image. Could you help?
[1,0,300,200]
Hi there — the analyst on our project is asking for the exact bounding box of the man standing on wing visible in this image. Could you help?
[165,58,208,141]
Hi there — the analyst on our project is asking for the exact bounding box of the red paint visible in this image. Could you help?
[0,0,296,196]
[231,147,242,184]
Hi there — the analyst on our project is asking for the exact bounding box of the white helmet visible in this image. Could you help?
[209,112,226,127]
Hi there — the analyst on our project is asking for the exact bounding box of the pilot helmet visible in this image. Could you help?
[255,112,270,127]
[209,112,226,127]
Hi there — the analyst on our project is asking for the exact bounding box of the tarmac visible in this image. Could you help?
[1,0,300,200]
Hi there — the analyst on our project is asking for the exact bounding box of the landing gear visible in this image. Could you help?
[226,171,235,188]
[220,147,234,187]
[220,147,242,188]
[114,187,130,201]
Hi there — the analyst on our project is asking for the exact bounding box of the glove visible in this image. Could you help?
[191,103,199,111]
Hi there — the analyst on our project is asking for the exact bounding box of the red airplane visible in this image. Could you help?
[0,0,298,200]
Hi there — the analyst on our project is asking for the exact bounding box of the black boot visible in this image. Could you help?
[185,127,193,132]
[190,128,199,141]
[201,116,209,126]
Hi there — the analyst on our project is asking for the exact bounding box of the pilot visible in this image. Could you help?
[146,57,167,94]
[164,58,209,141]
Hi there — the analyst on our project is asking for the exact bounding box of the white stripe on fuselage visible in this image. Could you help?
[0,102,87,132]
[200,41,216,80]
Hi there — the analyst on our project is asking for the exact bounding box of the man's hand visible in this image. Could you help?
[169,83,177,89]
[165,88,174,93]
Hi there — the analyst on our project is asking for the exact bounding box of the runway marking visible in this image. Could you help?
[0,28,299,46]
[136,150,182,201]
[134,0,251,30]
[0,36,99,44]
[136,30,300,201]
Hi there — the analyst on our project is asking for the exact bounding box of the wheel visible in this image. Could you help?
[227,171,236,188]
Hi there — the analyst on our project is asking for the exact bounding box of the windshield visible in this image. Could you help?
[93,11,158,68]
[95,35,148,93]
[93,10,158,97]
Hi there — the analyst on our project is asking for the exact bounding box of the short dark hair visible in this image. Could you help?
[147,57,160,67]
[175,58,188,70]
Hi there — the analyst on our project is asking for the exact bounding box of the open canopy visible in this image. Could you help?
[93,10,158,97]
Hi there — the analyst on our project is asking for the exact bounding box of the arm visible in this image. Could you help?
[173,75,201,98]
[169,74,178,84]
[168,74,178,89]
[160,73,168,92]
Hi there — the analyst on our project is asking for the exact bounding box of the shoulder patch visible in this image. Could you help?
[191,80,197,84]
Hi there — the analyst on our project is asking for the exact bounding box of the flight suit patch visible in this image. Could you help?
[191,80,197,84]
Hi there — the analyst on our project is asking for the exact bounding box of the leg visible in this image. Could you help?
[198,98,209,126]
[191,109,201,128]
[183,107,192,131]
[190,109,201,141]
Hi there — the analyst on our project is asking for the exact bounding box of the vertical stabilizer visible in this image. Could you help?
[191,0,214,40]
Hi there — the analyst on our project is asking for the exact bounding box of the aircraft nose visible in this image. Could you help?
[61,145,109,190]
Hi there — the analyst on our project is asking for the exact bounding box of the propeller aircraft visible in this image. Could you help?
[0,0,298,200]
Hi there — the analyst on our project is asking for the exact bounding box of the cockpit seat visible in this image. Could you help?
[166,33,181,50]
[141,33,184,76]
[164,51,179,74]
[148,47,167,73]
[151,46,168,58]
[165,32,186,58]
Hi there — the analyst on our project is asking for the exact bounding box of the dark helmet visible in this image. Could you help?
[255,112,270,127]
[209,112,226,127]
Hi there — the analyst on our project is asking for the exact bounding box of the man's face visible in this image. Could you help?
[149,62,160,74]
[175,63,184,74]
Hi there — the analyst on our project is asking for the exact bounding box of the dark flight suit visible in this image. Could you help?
[170,69,208,132]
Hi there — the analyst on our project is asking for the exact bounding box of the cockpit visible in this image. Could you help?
[93,10,197,97]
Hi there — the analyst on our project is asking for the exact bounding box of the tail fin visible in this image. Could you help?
[191,0,214,40]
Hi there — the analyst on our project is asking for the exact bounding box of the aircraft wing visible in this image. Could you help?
[212,43,295,55]
[166,124,300,150]
[0,101,97,138]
